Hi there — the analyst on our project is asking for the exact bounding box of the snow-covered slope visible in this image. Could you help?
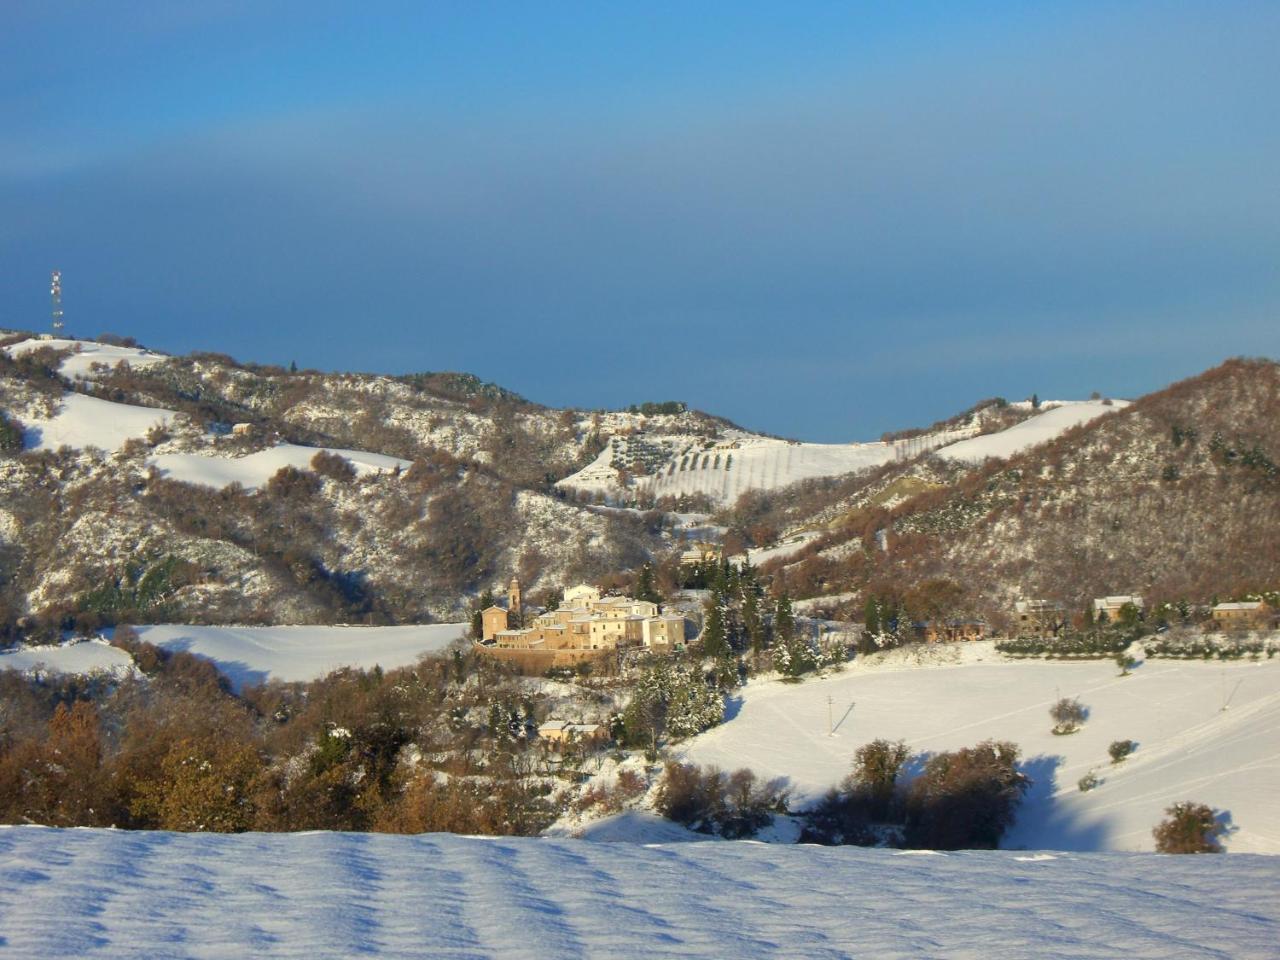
[680,648,1280,853]
[4,337,168,379]
[0,639,134,678]
[559,401,1121,506]
[560,429,975,506]
[641,438,900,504]
[149,444,412,491]
[22,392,175,452]
[132,623,466,690]
[936,400,1129,463]
[18,389,411,489]
[0,827,1275,959]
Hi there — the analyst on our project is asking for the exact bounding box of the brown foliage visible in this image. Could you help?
[904,740,1028,849]
[1153,801,1224,853]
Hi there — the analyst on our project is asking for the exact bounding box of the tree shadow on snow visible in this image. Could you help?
[1214,808,1239,850]
[151,635,268,693]
[1004,753,1109,852]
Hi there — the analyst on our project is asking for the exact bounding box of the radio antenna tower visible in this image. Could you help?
[50,270,64,335]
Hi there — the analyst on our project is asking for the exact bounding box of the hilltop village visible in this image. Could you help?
[476,579,689,670]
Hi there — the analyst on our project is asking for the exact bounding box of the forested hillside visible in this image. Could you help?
[0,333,704,633]
[733,359,1280,622]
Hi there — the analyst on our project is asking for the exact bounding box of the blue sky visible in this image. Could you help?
[2,2,1277,441]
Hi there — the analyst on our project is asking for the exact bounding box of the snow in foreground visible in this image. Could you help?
[0,828,1275,960]
[133,623,467,691]
[680,648,1280,853]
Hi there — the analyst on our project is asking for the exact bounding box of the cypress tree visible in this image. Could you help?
[635,563,661,604]
[864,596,881,637]
[743,588,765,663]
[775,593,795,648]
[702,593,730,662]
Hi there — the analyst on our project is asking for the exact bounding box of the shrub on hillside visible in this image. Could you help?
[0,411,23,453]
[266,465,322,500]
[802,739,913,845]
[1109,739,1137,763]
[996,634,1129,659]
[847,739,911,822]
[1153,802,1224,853]
[310,450,357,483]
[1050,697,1087,735]
[904,740,1029,850]
[655,761,789,838]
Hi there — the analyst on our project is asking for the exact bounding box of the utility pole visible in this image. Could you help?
[827,695,834,736]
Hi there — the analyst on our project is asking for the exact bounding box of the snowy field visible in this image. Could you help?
[4,337,168,379]
[680,647,1280,853]
[21,392,175,453]
[133,623,467,691]
[935,400,1128,463]
[0,639,135,678]
[0,828,1276,959]
[149,444,412,491]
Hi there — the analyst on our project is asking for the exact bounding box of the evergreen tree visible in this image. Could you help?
[743,588,766,664]
[702,593,729,658]
[470,589,496,639]
[774,593,795,649]
[701,591,736,686]
[864,596,881,636]
[635,563,662,604]
[773,592,815,677]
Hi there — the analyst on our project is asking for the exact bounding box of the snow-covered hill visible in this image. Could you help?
[0,334,673,622]
[0,827,1275,959]
[558,400,1127,507]
[15,387,413,490]
[131,623,466,691]
[935,399,1129,463]
[3,337,167,379]
[22,392,175,452]
[680,646,1280,853]
[150,444,412,491]
[559,429,977,505]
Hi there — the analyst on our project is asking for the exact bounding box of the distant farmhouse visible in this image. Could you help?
[1012,598,1066,637]
[1093,595,1144,621]
[537,719,607,750]
[679,542,722,567]
[1211,600,1274,631]
[477,581,688,670]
